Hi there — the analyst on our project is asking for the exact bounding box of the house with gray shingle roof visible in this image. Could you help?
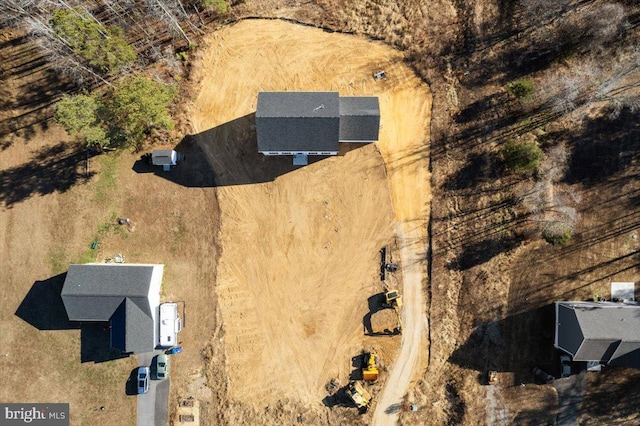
[61,263,163,354]
[256,92,380,165]
[555,301,640,369]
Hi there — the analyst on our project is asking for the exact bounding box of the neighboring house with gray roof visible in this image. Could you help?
[61,263,163,354]
[555,301,640,369]
[256,92,380,165]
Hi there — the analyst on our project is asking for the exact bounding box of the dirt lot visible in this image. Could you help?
[189,19,431,415]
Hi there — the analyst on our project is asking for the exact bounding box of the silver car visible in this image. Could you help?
[137,366,149,394]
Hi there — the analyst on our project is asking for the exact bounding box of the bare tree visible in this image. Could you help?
[146,0,192,45]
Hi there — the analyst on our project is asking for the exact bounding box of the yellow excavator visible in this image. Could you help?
[362,352,379,381]
[346,381,372,409]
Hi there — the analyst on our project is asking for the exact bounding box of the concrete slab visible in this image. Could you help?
[611,282,635,302]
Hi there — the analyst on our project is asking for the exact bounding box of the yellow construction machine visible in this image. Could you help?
[346,381,372,409]
[384,290,403,308]
[362,352,379,381]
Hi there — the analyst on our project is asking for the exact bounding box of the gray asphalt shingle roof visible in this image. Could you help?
[339,97,380,142]
[61,264,161,354]
[556,302,640,368]
[256,92,380,153]
[256,92,340,153]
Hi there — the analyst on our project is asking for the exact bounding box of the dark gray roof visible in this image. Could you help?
[256,92,380,153]
[256,92,339,118]
[152,150,175,166]
[555,302,640,368]
[62,264,161,353]
[256,92,340,153]
[110,299,155,354]
[556,303,584,356]
[339,97,380,142]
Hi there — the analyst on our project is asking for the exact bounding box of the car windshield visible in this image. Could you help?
[139,372,147,378]
[138,380,145,387]
[159,362,166,368]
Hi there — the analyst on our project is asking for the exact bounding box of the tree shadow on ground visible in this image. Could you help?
[449,305,556,385]
[0,142,95,208]
[580,367,640,422]
[443,152,501,191]
[0,33,75,151]
[564,107,640,186]
[16,274,129,363]
[448,234,523,270]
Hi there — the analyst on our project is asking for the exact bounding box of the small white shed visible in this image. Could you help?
[152,150,178,171]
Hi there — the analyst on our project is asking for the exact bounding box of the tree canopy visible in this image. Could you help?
[105,76,177,147]
[50,8,136,74]
[54,77,176,149]
[54,93,109,147]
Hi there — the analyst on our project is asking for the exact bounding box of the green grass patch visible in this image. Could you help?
[171,215,186,254]
[92,154,118,204]
[48,249,68,275]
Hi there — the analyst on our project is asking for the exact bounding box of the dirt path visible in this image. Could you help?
[373,222,428,425]
[372,66,432,425]
[486,385,509,425]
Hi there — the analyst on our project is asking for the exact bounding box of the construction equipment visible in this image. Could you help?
[362,352,379,381]
[384,289,403,334]
[384,290,403,309]
[345,381,372,409]
[488,370,498,385]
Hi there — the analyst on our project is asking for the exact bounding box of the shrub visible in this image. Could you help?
[542,221,573,246]
[201,0,228,13]
[507,80,534,100]
[500,140,542,174]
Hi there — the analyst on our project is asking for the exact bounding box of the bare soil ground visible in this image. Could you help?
[189,18,431,419]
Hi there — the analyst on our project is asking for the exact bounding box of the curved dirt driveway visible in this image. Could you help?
[373,85,432,425]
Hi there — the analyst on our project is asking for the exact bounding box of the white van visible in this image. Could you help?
[158,303,182,348]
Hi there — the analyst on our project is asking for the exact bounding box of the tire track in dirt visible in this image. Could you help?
[373,222,428,425]
[372,77,432,425]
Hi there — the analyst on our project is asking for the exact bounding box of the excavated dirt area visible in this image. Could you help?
[190,19,431,412]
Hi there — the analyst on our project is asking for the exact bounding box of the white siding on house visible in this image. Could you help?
[260,151,338,156]
[148,265,163,347]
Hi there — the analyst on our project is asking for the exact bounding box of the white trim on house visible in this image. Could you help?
[148,265,163,349]
[261,151,338,156]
